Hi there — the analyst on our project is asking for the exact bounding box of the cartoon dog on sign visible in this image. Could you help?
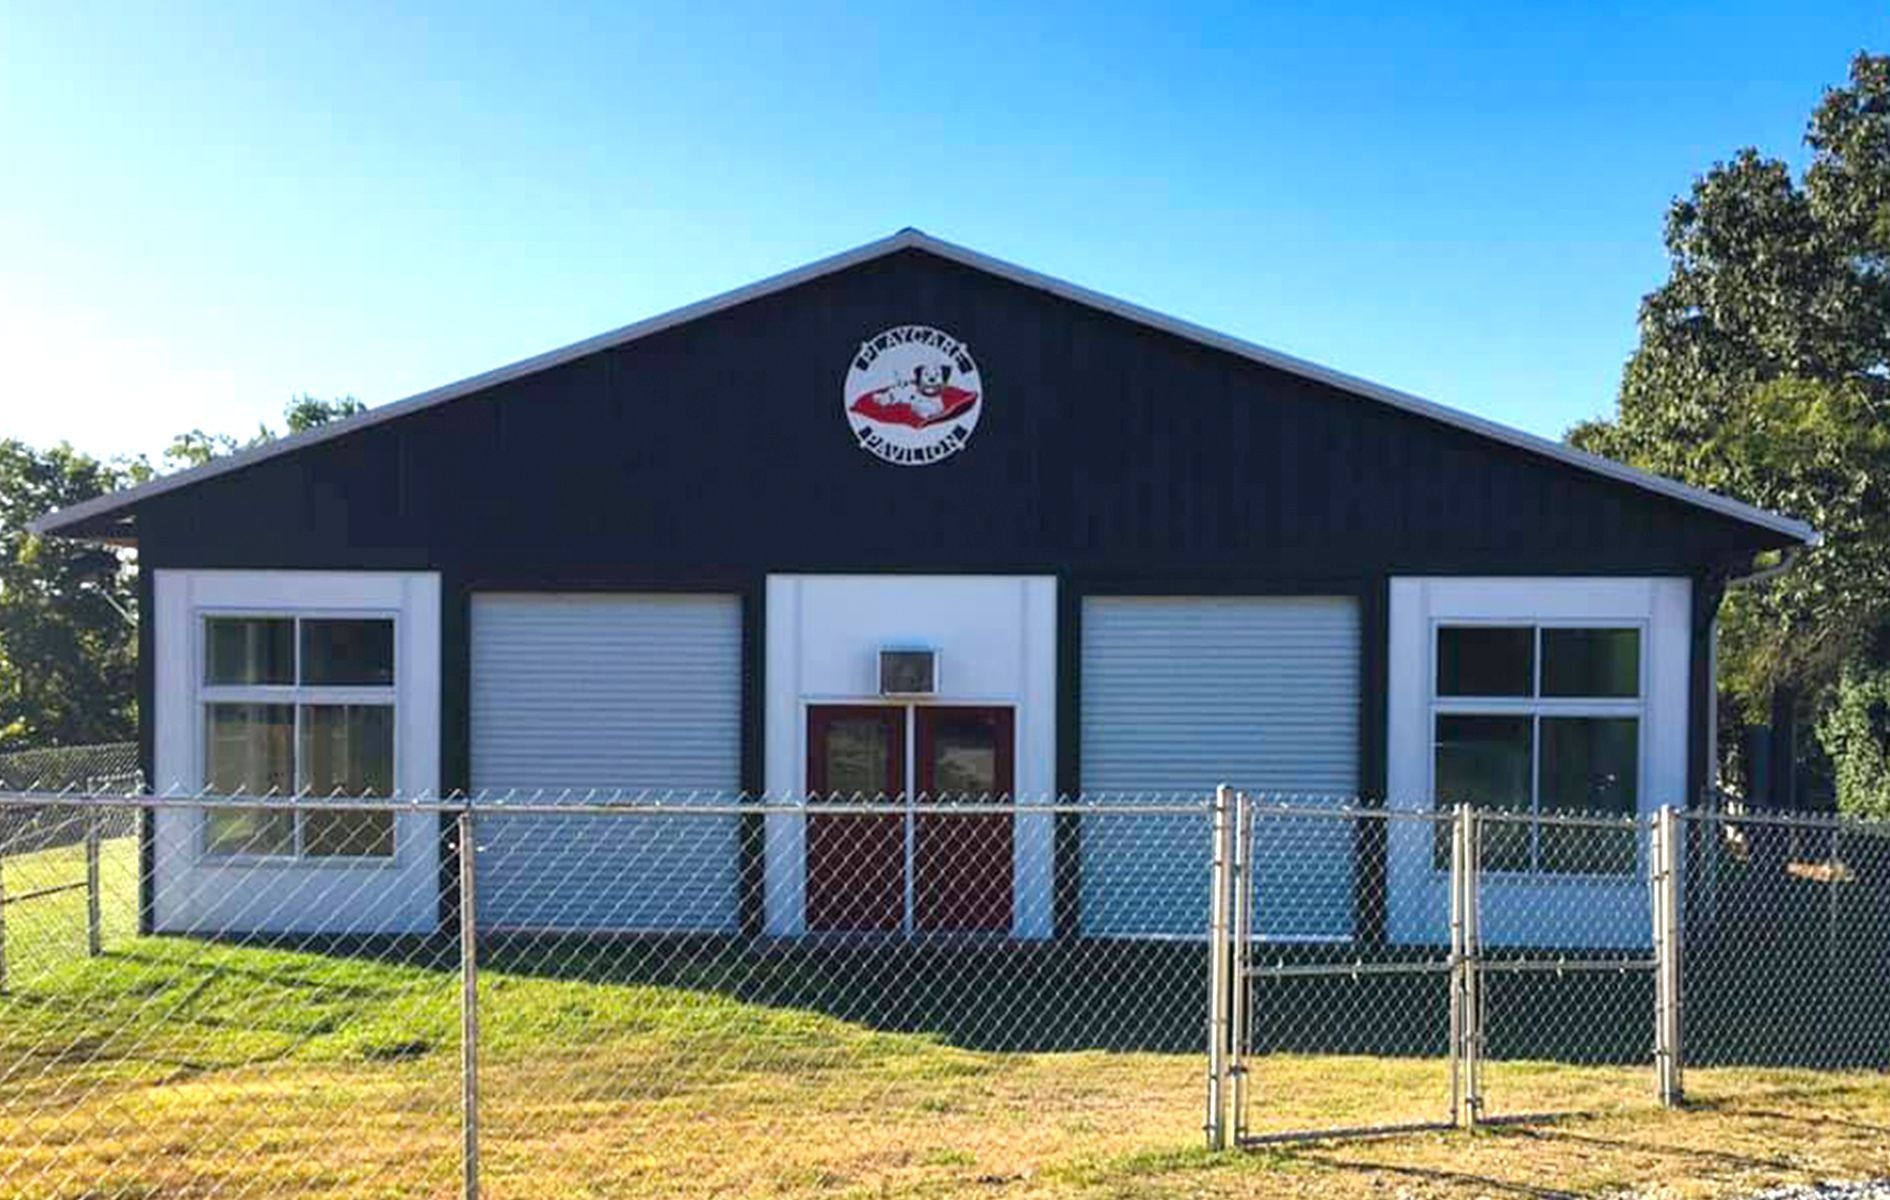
[874,364,951,422]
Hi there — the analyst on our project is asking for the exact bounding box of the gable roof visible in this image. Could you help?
[32,228,1818,545]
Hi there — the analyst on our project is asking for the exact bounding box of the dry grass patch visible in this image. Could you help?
[0,838,1887,1197]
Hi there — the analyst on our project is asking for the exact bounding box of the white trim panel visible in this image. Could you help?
[762,574,1057,938]
[1386,576,1690,948]
[152,569,442,934]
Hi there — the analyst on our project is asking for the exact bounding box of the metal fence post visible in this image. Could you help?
[458,808,481,1199]
[1205,783,1232,1151]
[1449,803,1482,1129]
[1652,805,1684,1107]
[85,812,102,957]
[1229,790,1253,1144]
[1464,804,1483,1126]
[0,841,8,996]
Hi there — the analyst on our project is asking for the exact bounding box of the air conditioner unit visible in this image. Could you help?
[879,648,938,696]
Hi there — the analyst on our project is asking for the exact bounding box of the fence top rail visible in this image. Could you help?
[1472,809,1645,832]
[0,788,1217,817]
[1680,806,1890,833]
[2,787,1885,833]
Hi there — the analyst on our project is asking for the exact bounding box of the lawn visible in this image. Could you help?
[1,835,1887,1198]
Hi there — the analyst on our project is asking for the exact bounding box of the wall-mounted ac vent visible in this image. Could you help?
[879,648,937,696]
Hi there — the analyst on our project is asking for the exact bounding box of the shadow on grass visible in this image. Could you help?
[53,928,1890,1072]
[0,939,460,1084]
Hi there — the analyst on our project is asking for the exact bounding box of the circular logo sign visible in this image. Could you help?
[843,325,982,466]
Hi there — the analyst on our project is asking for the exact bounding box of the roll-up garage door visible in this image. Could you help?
[1079,596,1360,940]
[470,593,742,932]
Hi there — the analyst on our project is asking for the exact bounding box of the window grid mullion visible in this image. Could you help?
[291,617,305,856]
[1530,711,1542,872]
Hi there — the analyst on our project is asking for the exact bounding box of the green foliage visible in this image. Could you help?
[284,395,367,433]
[161,395,365,471]
[1,397,366,751]
[0,441,137,749]
[1705,376,1890,711]
[1569,52,1890,809]
[1819,657,1890,819]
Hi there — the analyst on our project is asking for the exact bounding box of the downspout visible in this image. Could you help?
[1723,542,1810,592]
[1707,604,1719,804]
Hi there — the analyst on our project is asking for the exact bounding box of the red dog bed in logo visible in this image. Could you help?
[851,384,981,428]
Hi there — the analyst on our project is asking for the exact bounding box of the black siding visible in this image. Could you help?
[127,248,1787,583]
[117,248,1784,901]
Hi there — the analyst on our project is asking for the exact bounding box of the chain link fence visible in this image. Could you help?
[0,787,1886,1197]
[0,742,141,853]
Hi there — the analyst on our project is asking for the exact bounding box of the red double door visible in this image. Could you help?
[805,705,1015,934]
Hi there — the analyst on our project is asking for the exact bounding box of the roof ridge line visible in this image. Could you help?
[31,228,1817,545]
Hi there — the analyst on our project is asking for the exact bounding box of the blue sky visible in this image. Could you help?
[2,2,1884,460]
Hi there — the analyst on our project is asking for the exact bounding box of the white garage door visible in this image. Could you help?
[470,593,742,932]
[1079,595,1360,940]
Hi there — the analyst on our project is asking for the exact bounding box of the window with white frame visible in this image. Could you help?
[1430,624,1642,875]
[199,614,397,858]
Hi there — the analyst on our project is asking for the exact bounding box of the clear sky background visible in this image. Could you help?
[2,2,1885,462]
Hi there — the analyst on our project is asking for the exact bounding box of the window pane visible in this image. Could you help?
[204,701,295,856]
[1437,627,1534,696]
[301,619,396,686]
[1434,714,1533,871]
[1541,628,1640,698]
[205,703,294,793]
[204,618,293,685]
[303,810,395,858]
[301,705,395,796]
[204,808,296,857]
[1540,717,1639,874]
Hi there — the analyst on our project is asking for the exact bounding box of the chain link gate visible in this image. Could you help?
[1204,792,1685,1147]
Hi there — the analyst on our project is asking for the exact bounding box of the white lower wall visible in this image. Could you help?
[762,574,1057,938]
[1385,576,1690,948]
[151,570,441,935]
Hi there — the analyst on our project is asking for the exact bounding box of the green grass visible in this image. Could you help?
[1,835,1888,1198]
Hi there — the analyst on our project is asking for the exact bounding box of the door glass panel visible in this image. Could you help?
[820,715,898,799]
[928,715,1000,799]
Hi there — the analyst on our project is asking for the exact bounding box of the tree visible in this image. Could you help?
[0,442,138,749]
[163,395,366,471]
[0,396,367,750]
[1820,633,1890,820]
[283,395,367,433]
[1571,52,1890,809]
